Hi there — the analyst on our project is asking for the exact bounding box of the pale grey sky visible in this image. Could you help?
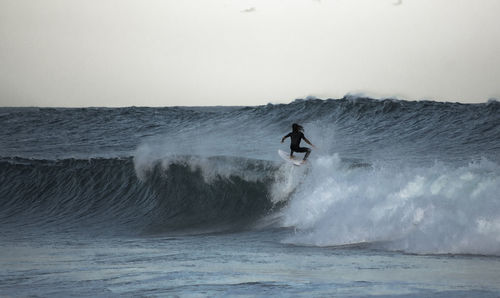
[1,0,499,107]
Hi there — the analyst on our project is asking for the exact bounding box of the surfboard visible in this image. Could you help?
[278,149,303,166]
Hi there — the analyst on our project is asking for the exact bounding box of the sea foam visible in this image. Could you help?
[281,155,500,255]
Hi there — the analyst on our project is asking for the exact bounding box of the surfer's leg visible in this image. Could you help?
[303,148,311,160]
[294,147,311,161]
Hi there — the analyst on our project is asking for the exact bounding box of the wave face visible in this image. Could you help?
[0,156,281,235]
[1,97,499,254]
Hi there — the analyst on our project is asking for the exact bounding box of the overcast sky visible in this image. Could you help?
[1,0,499,107]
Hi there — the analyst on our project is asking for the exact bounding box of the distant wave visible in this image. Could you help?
[1,97,499,162]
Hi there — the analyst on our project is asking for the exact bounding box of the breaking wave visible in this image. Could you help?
[281,154,500,255]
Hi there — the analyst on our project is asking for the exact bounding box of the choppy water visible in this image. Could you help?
[1,97,499,296]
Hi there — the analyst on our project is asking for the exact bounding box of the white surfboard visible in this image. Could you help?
[278,149,303,166]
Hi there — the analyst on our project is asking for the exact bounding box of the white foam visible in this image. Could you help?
[281,155,500,255]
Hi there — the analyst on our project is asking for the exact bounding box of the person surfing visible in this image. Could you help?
[281,123,315,164]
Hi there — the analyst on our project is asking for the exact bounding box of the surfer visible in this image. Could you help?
[281,123,315,163]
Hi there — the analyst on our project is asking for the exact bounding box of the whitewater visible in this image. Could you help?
[1,97,499,296]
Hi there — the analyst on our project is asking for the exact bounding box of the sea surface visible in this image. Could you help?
[1,97,500,297]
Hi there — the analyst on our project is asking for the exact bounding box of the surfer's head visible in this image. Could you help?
[292,123,303,132]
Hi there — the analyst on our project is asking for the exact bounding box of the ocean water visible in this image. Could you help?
[1,97,500,297]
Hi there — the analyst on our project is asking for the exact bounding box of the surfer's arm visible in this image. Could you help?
[303,136,315,148]
[281,133,291,143]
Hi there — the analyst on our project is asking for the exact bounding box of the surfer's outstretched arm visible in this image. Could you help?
[303,136,315,148]
[281,133,290,143]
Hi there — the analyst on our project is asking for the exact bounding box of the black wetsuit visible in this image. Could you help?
[285,131,311,157]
